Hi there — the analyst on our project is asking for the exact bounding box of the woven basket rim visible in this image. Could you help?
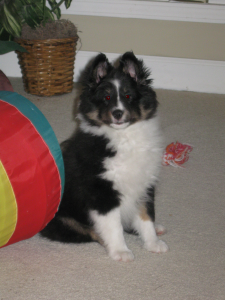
[15,36,78,44]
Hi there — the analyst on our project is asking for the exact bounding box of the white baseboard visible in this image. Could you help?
[1,51,224,94]
[61,0,225,24]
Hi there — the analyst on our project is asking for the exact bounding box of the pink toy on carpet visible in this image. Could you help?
[162,141,193,167]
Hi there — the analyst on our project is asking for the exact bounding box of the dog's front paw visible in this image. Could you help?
[109,250,134,262]
[144,239,169,253]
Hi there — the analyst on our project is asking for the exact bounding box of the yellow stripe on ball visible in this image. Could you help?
[0,160,18,248]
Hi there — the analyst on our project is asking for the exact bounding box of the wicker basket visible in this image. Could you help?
[16,37,78,96]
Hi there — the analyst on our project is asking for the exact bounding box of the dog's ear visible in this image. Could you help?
[119,52,151,85]
[88,53,112,85]
[82,53,112,87]
[93,54,110,83]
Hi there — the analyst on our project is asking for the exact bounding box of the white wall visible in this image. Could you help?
[1,0,224,94]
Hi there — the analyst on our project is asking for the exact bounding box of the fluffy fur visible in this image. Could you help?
[40,52,168,262]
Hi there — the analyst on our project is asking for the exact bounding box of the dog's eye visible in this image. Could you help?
[105,95,110,100]
[125,95,130,99]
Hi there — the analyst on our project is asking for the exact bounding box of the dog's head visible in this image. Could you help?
[79,52,158,129]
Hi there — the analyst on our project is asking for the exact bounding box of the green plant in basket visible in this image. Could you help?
[0,0,73,53]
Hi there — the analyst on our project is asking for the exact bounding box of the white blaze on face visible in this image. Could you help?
[111,79,124,111]
[110,79,129,129]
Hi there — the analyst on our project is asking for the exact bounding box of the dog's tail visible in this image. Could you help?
[40,216,102,244]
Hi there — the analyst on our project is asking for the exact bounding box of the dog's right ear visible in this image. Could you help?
[85,53,112,86]
[93,53,111,83]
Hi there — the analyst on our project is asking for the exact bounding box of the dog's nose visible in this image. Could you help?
[112,109,124,120]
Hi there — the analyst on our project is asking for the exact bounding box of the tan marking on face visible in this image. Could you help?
[140,105,152,120]
[86,111,103,125]
[129,110,139,123]
[86,110,99,121]
[101,110,112,125]
[105,88,111,94]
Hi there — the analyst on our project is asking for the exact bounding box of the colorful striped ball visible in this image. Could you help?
[0,91,64,248]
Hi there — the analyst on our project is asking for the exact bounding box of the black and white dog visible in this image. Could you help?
[41,52,168,262]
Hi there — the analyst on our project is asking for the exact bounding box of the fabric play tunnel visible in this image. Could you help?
[0,91,65,248]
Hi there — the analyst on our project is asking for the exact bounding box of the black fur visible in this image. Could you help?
[40,52,160,246]
[41,131,120,243]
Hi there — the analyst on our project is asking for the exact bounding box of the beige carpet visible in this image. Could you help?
[1,78,225,300]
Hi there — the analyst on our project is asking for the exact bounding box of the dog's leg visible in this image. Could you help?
[133,186,168,253]
[133,206,168,253]
[90,208,134,262]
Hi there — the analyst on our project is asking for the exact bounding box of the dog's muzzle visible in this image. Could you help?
[110,109,129,129]
[112,109,124,120]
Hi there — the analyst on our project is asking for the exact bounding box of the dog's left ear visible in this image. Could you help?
[119,52,151,85]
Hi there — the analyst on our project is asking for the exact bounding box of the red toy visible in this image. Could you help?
[162,142,193,167]
[0,91,64,248]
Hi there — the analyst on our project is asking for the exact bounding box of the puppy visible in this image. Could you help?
[40,52,168,262]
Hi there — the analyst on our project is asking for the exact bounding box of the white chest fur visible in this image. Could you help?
[80,116,163,225]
